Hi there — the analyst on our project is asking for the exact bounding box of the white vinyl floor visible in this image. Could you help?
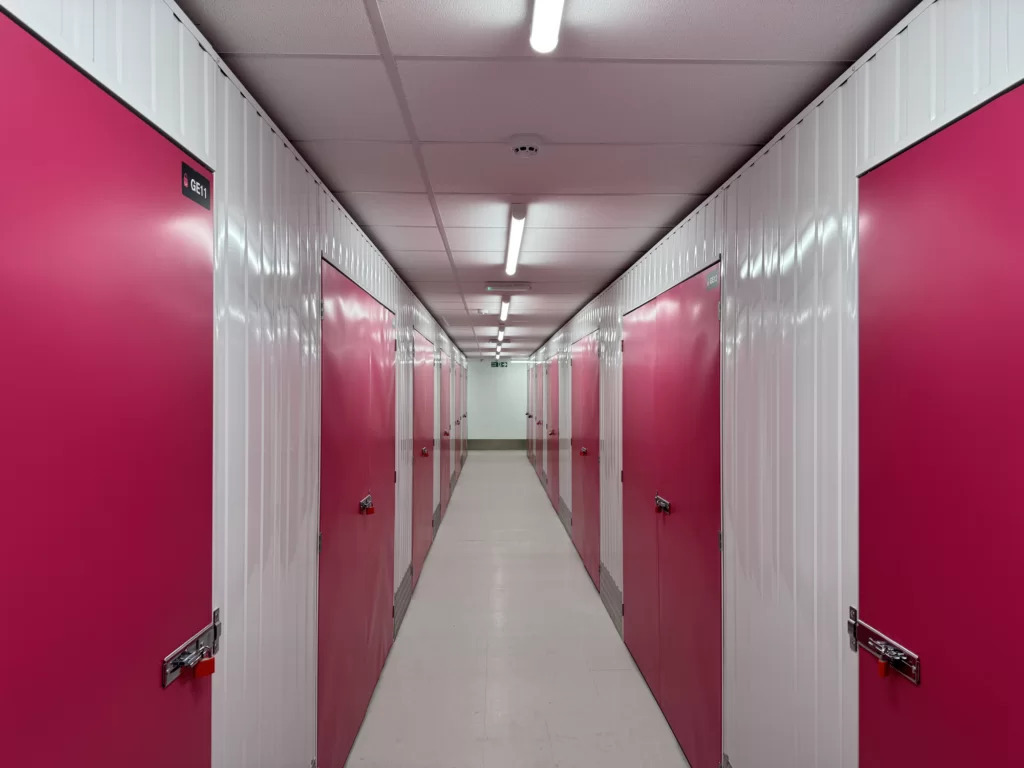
[346,451,690,768]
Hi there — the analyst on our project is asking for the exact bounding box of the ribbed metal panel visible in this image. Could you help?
[4,2,467,766]
[211,76,321,768]
[530,3,1024,767]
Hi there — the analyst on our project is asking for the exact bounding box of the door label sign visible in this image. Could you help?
[182,162,211,209]
[706,270,720,289]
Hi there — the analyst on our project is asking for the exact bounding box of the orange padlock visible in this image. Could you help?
[194,656,216,679]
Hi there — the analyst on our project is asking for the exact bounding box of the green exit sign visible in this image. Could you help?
[490,361,509,368]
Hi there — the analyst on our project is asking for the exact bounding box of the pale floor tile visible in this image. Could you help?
[346,452,689,768]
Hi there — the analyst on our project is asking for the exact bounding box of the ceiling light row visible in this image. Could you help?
[530,0,565,54]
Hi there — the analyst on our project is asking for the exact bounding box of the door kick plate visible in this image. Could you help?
[848,607,920,685]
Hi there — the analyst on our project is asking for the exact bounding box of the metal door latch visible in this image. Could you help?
[655,495,671,514]
[847,607,920,685]
[162,609,221,688]
[360,494,375,515]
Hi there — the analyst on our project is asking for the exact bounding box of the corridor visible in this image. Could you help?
[347,452,688,768]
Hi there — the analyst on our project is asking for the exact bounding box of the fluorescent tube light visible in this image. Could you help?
[499,298,510,322]
[498,328,505,343]
[530,0,565,54]
[505,205,526,276]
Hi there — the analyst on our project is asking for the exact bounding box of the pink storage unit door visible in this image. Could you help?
[535,367,545,478]
[440,353,451,517]
[546,359,560,510]
[571,333,601,588]
[622,300,662,698]
[412,331,435,587]
[527,366,535,462]
[654,266,722,768]
[318,262,395,767]
[858,83,1024,766]
[0,13,215,767]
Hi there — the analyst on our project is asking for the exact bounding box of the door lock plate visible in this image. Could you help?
[162,609,221,688]
[847,607,920,685]
[655,495,671,513]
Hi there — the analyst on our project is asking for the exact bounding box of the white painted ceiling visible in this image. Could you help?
[179,0,918,358]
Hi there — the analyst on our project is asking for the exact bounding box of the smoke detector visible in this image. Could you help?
[509,133,542,158]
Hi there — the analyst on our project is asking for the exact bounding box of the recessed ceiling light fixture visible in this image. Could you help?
[499,297,510,322]
[530,0,565,54]
[505,204,527,277]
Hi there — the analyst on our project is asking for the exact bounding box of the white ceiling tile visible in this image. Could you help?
[385,250,451,270]
[525,195,703,228]
[381,0,916,62]
[518,250,635,271]
[364,226,445,252]
[443,228,508,252]
[224,57,406,141]
[435,195,515,228]
[421,142,750,194]
[339,193,437,227]
[295,141,424,192]
[522,227,668,253]
[451,251,505,267]
[176,0,378,55]
[400,59,841,145]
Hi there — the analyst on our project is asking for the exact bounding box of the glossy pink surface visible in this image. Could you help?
[655,267,722,768]
[546,359,560,510]
[440,353,451,518]
[412,331,435,587]
[0,14,213,766]
[622,300,661,698]
[318,263,395,767]
[571,333,601,588]
[534,366,545,474]
[859,83,1024,766]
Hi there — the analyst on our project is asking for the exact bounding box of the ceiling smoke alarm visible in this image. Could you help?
[509,134,542,158]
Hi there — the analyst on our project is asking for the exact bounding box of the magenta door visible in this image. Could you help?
[0,14,214,767]
[412,332,435,586]
[546,359,560,510]
[655,267,722,768]
[571,333,601,588]
[858,83,1024,766]
[622,301,661,697]
[536,367,546,477]
[440,353,451,516]
[527,366,535,462]
[319,262,395,767]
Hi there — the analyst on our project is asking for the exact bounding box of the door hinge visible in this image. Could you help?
[394,469,397,483]
[621,339,624,352]
[395,339,398,351]
[319,300,324,319]
[719,531,723,551]
[718,301,722,320]
[620,469,623,482]
[317,532,321,553]
[621,602,625,616]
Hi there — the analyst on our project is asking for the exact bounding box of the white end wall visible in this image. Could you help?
[468,360,527,440]
[531,2,1024,766]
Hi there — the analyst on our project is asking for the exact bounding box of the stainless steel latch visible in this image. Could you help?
[848,607,920,685]
[162,609,221,688]
[359,494,375,515]
[655,495,671,513]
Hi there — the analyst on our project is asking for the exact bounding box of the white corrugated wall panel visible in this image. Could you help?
[531,2,1024,766]
[6,2,466,765]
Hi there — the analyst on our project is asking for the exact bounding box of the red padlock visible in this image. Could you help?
[878,658,889,679]
[194,656,216,679]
